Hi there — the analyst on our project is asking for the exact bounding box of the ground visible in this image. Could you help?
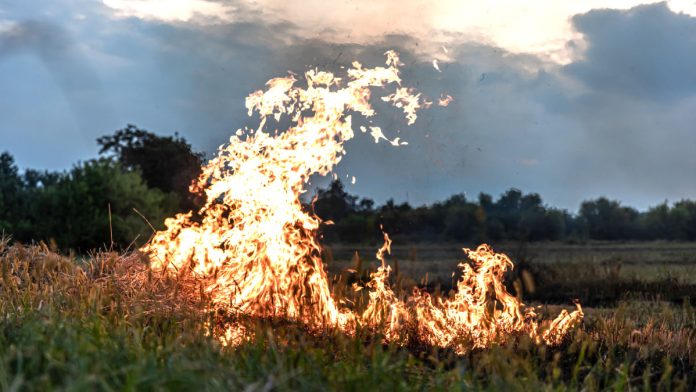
[1,240,695,390]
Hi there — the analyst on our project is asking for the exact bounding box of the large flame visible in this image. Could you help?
[143,51,582,353]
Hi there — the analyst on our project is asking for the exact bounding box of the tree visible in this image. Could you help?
[493,189,524,237]
[378,199,413,236]
[97,125,204,211]
[641,202,675,240]
[0,152,25,235]
[579,197,639,240]
[672,200,696,240]
[314,180,358,222]
[23,169,61,189]
[443,204,480,241]
[27,159,177,252]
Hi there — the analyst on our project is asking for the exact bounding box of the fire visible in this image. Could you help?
[143,51,582,352]
[438,93,454,107]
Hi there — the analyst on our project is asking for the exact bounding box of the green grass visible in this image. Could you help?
[2,240,696,390]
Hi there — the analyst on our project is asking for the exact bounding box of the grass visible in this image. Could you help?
[2,239,696,390]
[325,241,696,305]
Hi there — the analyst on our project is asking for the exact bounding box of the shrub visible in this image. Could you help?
[26,159,177,252]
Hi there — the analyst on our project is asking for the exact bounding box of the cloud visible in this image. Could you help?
[0,20,112,117]
[565,2,696,102]
[0,20,71,57]
[101,0,696,63]
[102,0,235,23]
[541,3,696,207]
[0,18,117,168]
[0,17,13,34]
[149,33,574,206]
[49,1,696,209]
[3,0,696,211]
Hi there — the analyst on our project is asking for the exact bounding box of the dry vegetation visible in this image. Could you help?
[1,238,696,390]
[325,242,696,305]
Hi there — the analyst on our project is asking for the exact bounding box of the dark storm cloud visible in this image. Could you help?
[565,2,696,102]
[537,2,696,208]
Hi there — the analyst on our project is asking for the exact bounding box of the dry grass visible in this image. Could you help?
[2,239,696,390]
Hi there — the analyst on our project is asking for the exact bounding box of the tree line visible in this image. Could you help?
[314,177,696,244]
[2,126,696,251]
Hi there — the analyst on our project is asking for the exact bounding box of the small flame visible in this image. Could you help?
[143,51,581,352]
[438,94,454,107]
[360,125,406,145]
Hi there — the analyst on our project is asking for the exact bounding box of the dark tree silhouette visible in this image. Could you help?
[0,152,25,234]
[314,180,358,222]
[97,125,205,211]
[579,197,639,240]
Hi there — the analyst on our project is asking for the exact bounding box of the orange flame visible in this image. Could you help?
[143,51,582,352]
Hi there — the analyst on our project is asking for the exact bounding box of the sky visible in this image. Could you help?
[1,0,695,211]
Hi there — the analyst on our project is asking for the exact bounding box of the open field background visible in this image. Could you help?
[325,242,696,306]
[327,241,696,278]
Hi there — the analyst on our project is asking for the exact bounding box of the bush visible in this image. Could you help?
[25,159,177,252]
[580,198,639,240]
[97,125,205,211]
[0,153,26,235]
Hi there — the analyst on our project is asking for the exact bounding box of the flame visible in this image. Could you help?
[143,51,582,352]
[438,93,454,107]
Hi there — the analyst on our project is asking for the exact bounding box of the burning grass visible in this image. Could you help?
[140,51,581,352]
[0,51,690,389]
[1,240,695,390]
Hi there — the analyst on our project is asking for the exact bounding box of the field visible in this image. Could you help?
[326,241,696,306]
[2,239,696,390]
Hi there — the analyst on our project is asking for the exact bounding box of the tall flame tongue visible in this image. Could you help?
[143,51,583,352]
